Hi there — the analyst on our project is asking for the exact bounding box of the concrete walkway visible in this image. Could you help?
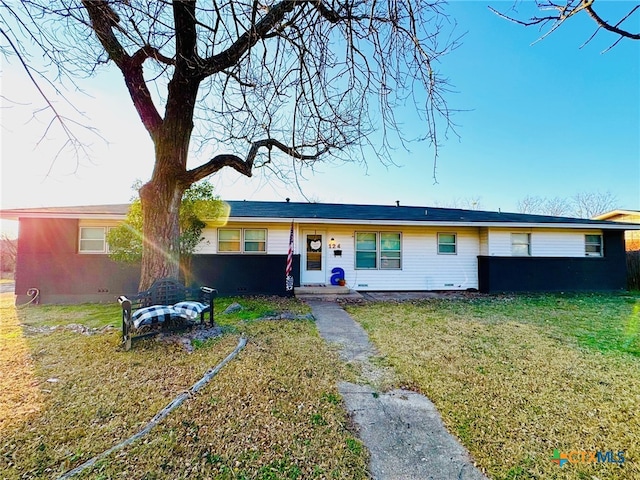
[307,300,488,480]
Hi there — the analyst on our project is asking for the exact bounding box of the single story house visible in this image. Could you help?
[593,210,640,251]
[2,200,639,304]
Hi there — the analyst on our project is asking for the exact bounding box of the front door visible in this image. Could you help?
[301,231,325,284]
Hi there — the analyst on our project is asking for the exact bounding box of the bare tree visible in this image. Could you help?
[2,1,458,289]
[516,191,617,218]
[0,234,17,275]
[544,196,572,217]
[571,190,618,218]
[516,195,570,216]
[516,195,546,215]
[490,0,639,51]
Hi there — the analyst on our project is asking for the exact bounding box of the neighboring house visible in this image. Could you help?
[2,200,639,304]
[593,210,640,251]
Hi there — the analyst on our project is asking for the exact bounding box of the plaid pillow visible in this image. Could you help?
[173,301,210,321]
[131,305,177,328]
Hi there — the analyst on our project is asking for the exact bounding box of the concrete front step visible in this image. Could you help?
[295,285,351,295]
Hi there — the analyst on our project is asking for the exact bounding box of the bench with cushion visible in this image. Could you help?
[118,277,216,351]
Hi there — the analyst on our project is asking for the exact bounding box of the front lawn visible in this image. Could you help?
[347,293,640,480]
[0,294,368,479]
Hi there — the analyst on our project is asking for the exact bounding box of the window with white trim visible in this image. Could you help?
[218,229,241,252]
[585,234,603,257]
[380,232,401,269]
[244,229,266,252]
[437,233,457,254]
[218,228,267,253]
[79,227,111,253]
[511,233,531,256]
[355,232,401,269]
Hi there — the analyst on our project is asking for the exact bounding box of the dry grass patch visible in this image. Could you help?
[0,293,44,432]
[1,296,367,479]
[347,294,640,480]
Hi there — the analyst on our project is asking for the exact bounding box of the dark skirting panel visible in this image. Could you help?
[15,253,140,304]
[190,254,301,296]
[478,231,627,293]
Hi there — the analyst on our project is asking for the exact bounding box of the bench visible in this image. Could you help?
[118,277,217,351]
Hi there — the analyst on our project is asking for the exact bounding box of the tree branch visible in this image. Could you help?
[490,1,640,46]
[199,0,297,77]
[0,24,98,173]
[186,138,328,184]
[131,45,174,67]
[81,0,163,137]
[584,3,640,40]
[172,0,198,71]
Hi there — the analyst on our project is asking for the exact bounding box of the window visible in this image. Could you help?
[244,229,266,252]
[438,233,457,254]
[218,228,267,253]
[511,233,531,256]
[355,232,377,269]
[218,229,241,252]
[79,227,107,253]
[380,233,401,269]
[355,232,401,269]
[585,234,603,257]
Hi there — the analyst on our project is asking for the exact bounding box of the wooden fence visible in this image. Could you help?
[628,251,640,290]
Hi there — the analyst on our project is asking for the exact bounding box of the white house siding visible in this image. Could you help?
[322,225,479,291]
[486,228,603,257]
[479,228,489,256]
[194,229,217,254]
[426,229,480,290]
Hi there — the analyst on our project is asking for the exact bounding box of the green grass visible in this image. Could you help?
[347,293,640,480]
[1,294,368,479]
[215,296,311,326]
[16,302,122,328]
[434,293,640,356]
[14,295,311,331]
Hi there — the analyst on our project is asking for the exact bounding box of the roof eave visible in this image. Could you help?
[0,212,127,221]
[218,216,640,230]
[593,209,640,220]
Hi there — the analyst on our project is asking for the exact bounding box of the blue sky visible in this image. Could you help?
[1,1,639,236]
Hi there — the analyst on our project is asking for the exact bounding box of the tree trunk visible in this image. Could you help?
[138,115,193,290]
[136,44,200,290]
[138,178,184,291]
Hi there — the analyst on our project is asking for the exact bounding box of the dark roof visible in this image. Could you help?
[1,200,638,228]
[224,200,635,227]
